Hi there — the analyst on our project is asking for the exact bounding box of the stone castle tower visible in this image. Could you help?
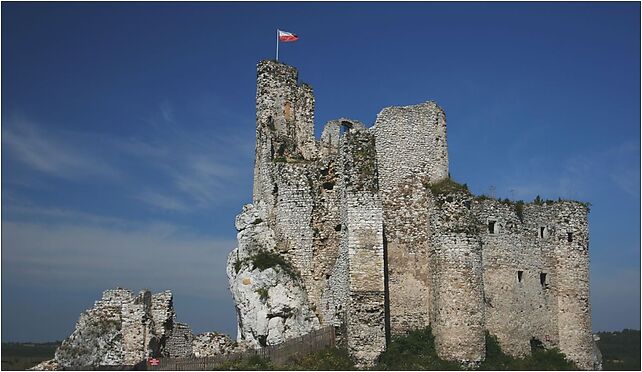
[227,60,601,369]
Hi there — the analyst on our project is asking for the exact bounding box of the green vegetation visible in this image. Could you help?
[425,178,470,196]
[213,355,275,370]
[213,347,355,370]
[233,259,243,274]
[597,329,640,370]
[235,250,301,280]
[256,287,269,302]
[375,327,461,370]
[284,347,356,370]
[250,250,300,279]
[1,342,60,370]
[479,333,577,370]
[375,327,578,371]
[514,200,525,223]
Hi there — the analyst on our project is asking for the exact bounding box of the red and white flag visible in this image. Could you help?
[278,30,298,42]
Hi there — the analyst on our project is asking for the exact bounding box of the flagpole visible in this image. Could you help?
[276,29,279,61]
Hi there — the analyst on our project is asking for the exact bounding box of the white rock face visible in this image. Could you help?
[28,359,60,371]
[227,203,321,348]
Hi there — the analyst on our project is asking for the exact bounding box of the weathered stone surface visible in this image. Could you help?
[226,59,601,370]
[28,359,59,371]
[192,332,243,357]
[165,322,194,358]
[53,288,177,369]
[227,202,321,348]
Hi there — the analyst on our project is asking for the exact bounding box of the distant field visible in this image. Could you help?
[1,329,639,370]
[597,329,640,371]
[1,342,60,370]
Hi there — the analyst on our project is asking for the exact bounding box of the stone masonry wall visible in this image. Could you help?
[55,288,176,369]
[232,59,600,369]
[373,102,447,335]
[472,199,559,357]
[165,322,194,358]
[338,128,386,367]
[429,192,485,364]
[552,202,599,370]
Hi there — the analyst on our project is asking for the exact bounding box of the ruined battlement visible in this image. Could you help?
[227,60,601,369]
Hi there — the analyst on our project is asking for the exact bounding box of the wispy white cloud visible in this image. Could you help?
[115,102,255,211]
[1,207,236,299]
[4,102,255,212]
[134,192,190,212]
[500,140,640,201]
[2,119,119,180]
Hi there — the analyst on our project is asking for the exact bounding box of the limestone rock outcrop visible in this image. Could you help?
[28,359,59,371]
[227,203,321,348]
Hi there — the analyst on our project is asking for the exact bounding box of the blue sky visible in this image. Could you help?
[2,2,639,342]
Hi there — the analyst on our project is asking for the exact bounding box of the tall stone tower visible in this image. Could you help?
[373,102,449,334]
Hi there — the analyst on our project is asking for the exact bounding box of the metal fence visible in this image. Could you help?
[149,326,335,371]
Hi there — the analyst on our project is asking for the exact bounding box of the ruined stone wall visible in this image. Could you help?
[235,59,599,369]
[151,291,175,342]
[471,199,598,369]
[429,192,485,364]
[165,322,194,358]
[551,202,598,370]
[310,154,342,323]
[55,288,176,369]
[253,60,316,210]
[121,290,155,365]
[337,129,386,367]
[472,200,559,357]
[373,102,447,334]
[252,60,329,314]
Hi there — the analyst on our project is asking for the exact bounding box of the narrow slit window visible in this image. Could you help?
[539,227,545,238]
[518,270,523,282]
[540,273,547,287]
[488,221,496,234]
[567,232,573,242]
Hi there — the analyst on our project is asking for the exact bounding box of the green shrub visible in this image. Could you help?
[533,195,543,205]
[514,200,525,223]
[256,287,269,302]
[376,327,461,370]
[474,194,494,202]
[284,347,356,370]
[213,355,274,370]
[250,251,300,280]
[233,259,243,274]
[426,178,470,196]
[480,332,578,370]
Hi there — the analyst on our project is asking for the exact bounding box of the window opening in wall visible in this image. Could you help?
[517,270,523,282]
[540,273,548,287]
[488,221,496,234]
[567,232,573,242]
[339,121,353,135]
[539,227,545,238]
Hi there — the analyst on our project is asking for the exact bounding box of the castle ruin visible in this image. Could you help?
[227,60,602,369]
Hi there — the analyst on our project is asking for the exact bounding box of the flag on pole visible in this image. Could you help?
[276,29,298,61]
[278,30,299,42]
